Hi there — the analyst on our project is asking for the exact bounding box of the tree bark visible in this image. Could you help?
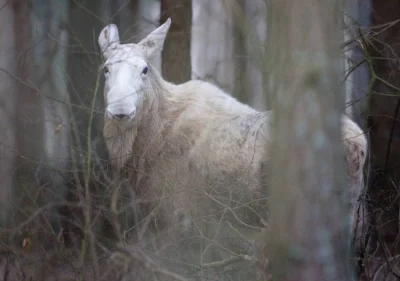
[229,0,267,109]
[67,0,109,162]
[160,0,192,83]
[28,0,71,236]
[231,0,247,103]
[266,0,354,280]
[14,0,44,167]
[191,0,235,91]
[343,0,371,128]
[360,1,400,279]
[117,0,140,43]
[0,0,17,227]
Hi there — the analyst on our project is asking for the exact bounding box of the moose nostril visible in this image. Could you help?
[115,114,128,119]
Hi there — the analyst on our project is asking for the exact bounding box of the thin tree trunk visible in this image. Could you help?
[228,0,267,109]
[343,0,371,128]
[267,0,354,280]
[11,0,47,235]
[191,0,235,91]
[29,0,71,236]
[0,0,17,227]
[160,0,192,83]
[66,0,112,247]
[231,0,247,103]
[138,0,162,71]
[13,0,44,174]
[67,0,109,162]
[118,0,140,43]
[244,0,267,110]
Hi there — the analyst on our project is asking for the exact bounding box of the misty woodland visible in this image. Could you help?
[0,1,398,281]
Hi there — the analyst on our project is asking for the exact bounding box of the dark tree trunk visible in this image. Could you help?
[361,1,400,279]
[12,0,47,230]
[232,0,248,103]
[0,0,17,227]
[160,0,192,83]
[117,0,140,43]
[13,0,44,181]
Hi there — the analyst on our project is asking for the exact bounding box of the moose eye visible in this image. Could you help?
[142,66,148,75]
[104,67,109,74]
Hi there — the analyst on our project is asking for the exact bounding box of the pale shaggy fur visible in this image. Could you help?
[99,19,368,234]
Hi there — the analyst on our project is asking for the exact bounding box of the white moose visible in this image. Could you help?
[98,18,367,239]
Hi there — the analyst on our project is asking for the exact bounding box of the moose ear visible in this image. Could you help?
[98,24,120,53]
[138,18,171,59]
